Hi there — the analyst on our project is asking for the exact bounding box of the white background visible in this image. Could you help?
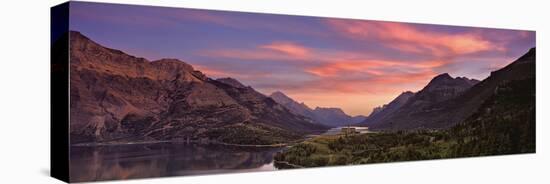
[0,0,547,183]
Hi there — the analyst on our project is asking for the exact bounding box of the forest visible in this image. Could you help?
[274,77,535,168]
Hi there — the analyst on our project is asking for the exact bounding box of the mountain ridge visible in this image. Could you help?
[269,91,366,127]
[368,47,535,130]
[361,91,415,126]
[66,31,327,145]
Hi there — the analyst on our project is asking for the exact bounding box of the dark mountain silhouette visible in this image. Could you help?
[361,91,414,126]
[312,107,366,126]
[269,91,366,127]
[450,70,535,155]
[269,91,317,121]
[67,31,327,145]
[369,48,535,130]
[362,73,478,129]
[412,73,480,104]
[351,115,368,124]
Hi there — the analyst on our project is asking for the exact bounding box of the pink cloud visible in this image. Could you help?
[199,41,450,94]
[368,70,437,85]
[193,33,519,115]
[326,19,501,57]
[199,48,305,62]
[199,41,315,62]
[259,42,311,59]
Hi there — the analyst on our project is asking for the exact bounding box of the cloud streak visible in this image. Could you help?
[70,2,535,116]
[260,42,312,58]
[325,19,504,58]
[196,40,447,105]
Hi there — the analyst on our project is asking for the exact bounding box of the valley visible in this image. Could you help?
[62,30,535,179]
[274,48,536,168]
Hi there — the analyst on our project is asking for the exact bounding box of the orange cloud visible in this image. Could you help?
[199,40,449,97]
[326,19,498,57]
[273,69,434,113]
[369,70,437,85]
[306,59,445,77]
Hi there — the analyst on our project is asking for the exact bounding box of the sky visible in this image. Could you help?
[69,2,535,116]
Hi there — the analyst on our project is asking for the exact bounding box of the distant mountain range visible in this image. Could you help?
[62,30,535,144]
[269,91,366,127]
[361,47,535,130]
[64,31,327,145]
[362,91,415,127]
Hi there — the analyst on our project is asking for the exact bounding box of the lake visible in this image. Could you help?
[322,126,373,135]
[70,143,284,182]
[69,126,372,182]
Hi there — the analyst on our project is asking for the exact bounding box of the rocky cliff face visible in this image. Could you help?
[67,31,326,145]
[369,48,535,130]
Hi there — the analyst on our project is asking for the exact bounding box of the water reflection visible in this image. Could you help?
[70,143,282,182]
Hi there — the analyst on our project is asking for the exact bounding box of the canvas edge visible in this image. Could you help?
[51,1,70,183]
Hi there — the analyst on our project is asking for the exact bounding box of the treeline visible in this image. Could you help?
[206,122,302,145]
[274,77,535,168]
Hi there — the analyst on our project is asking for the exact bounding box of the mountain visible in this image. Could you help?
[269,91,366,127]
[351,115,368,124]
[65,31,327,145]
[450,70,535,155]
[363,73,478,129]
[269,91,317,120]
[273,69,535,167]
[361,91,414,126]
[370,48,535,130]
[411,73,480,104]
[311,107,367,126]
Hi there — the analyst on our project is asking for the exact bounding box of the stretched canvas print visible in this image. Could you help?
[51,1,536,183]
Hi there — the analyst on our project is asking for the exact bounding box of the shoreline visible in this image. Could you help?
[71,139,293,148]
[70,126,368,148]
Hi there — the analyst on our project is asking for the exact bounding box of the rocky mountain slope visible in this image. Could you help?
[66,31,327,145]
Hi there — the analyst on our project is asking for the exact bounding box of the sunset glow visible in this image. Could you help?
[70,2,535,116]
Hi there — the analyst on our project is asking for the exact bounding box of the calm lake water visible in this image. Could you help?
[69,126,373,182]
[70,143,283,182]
